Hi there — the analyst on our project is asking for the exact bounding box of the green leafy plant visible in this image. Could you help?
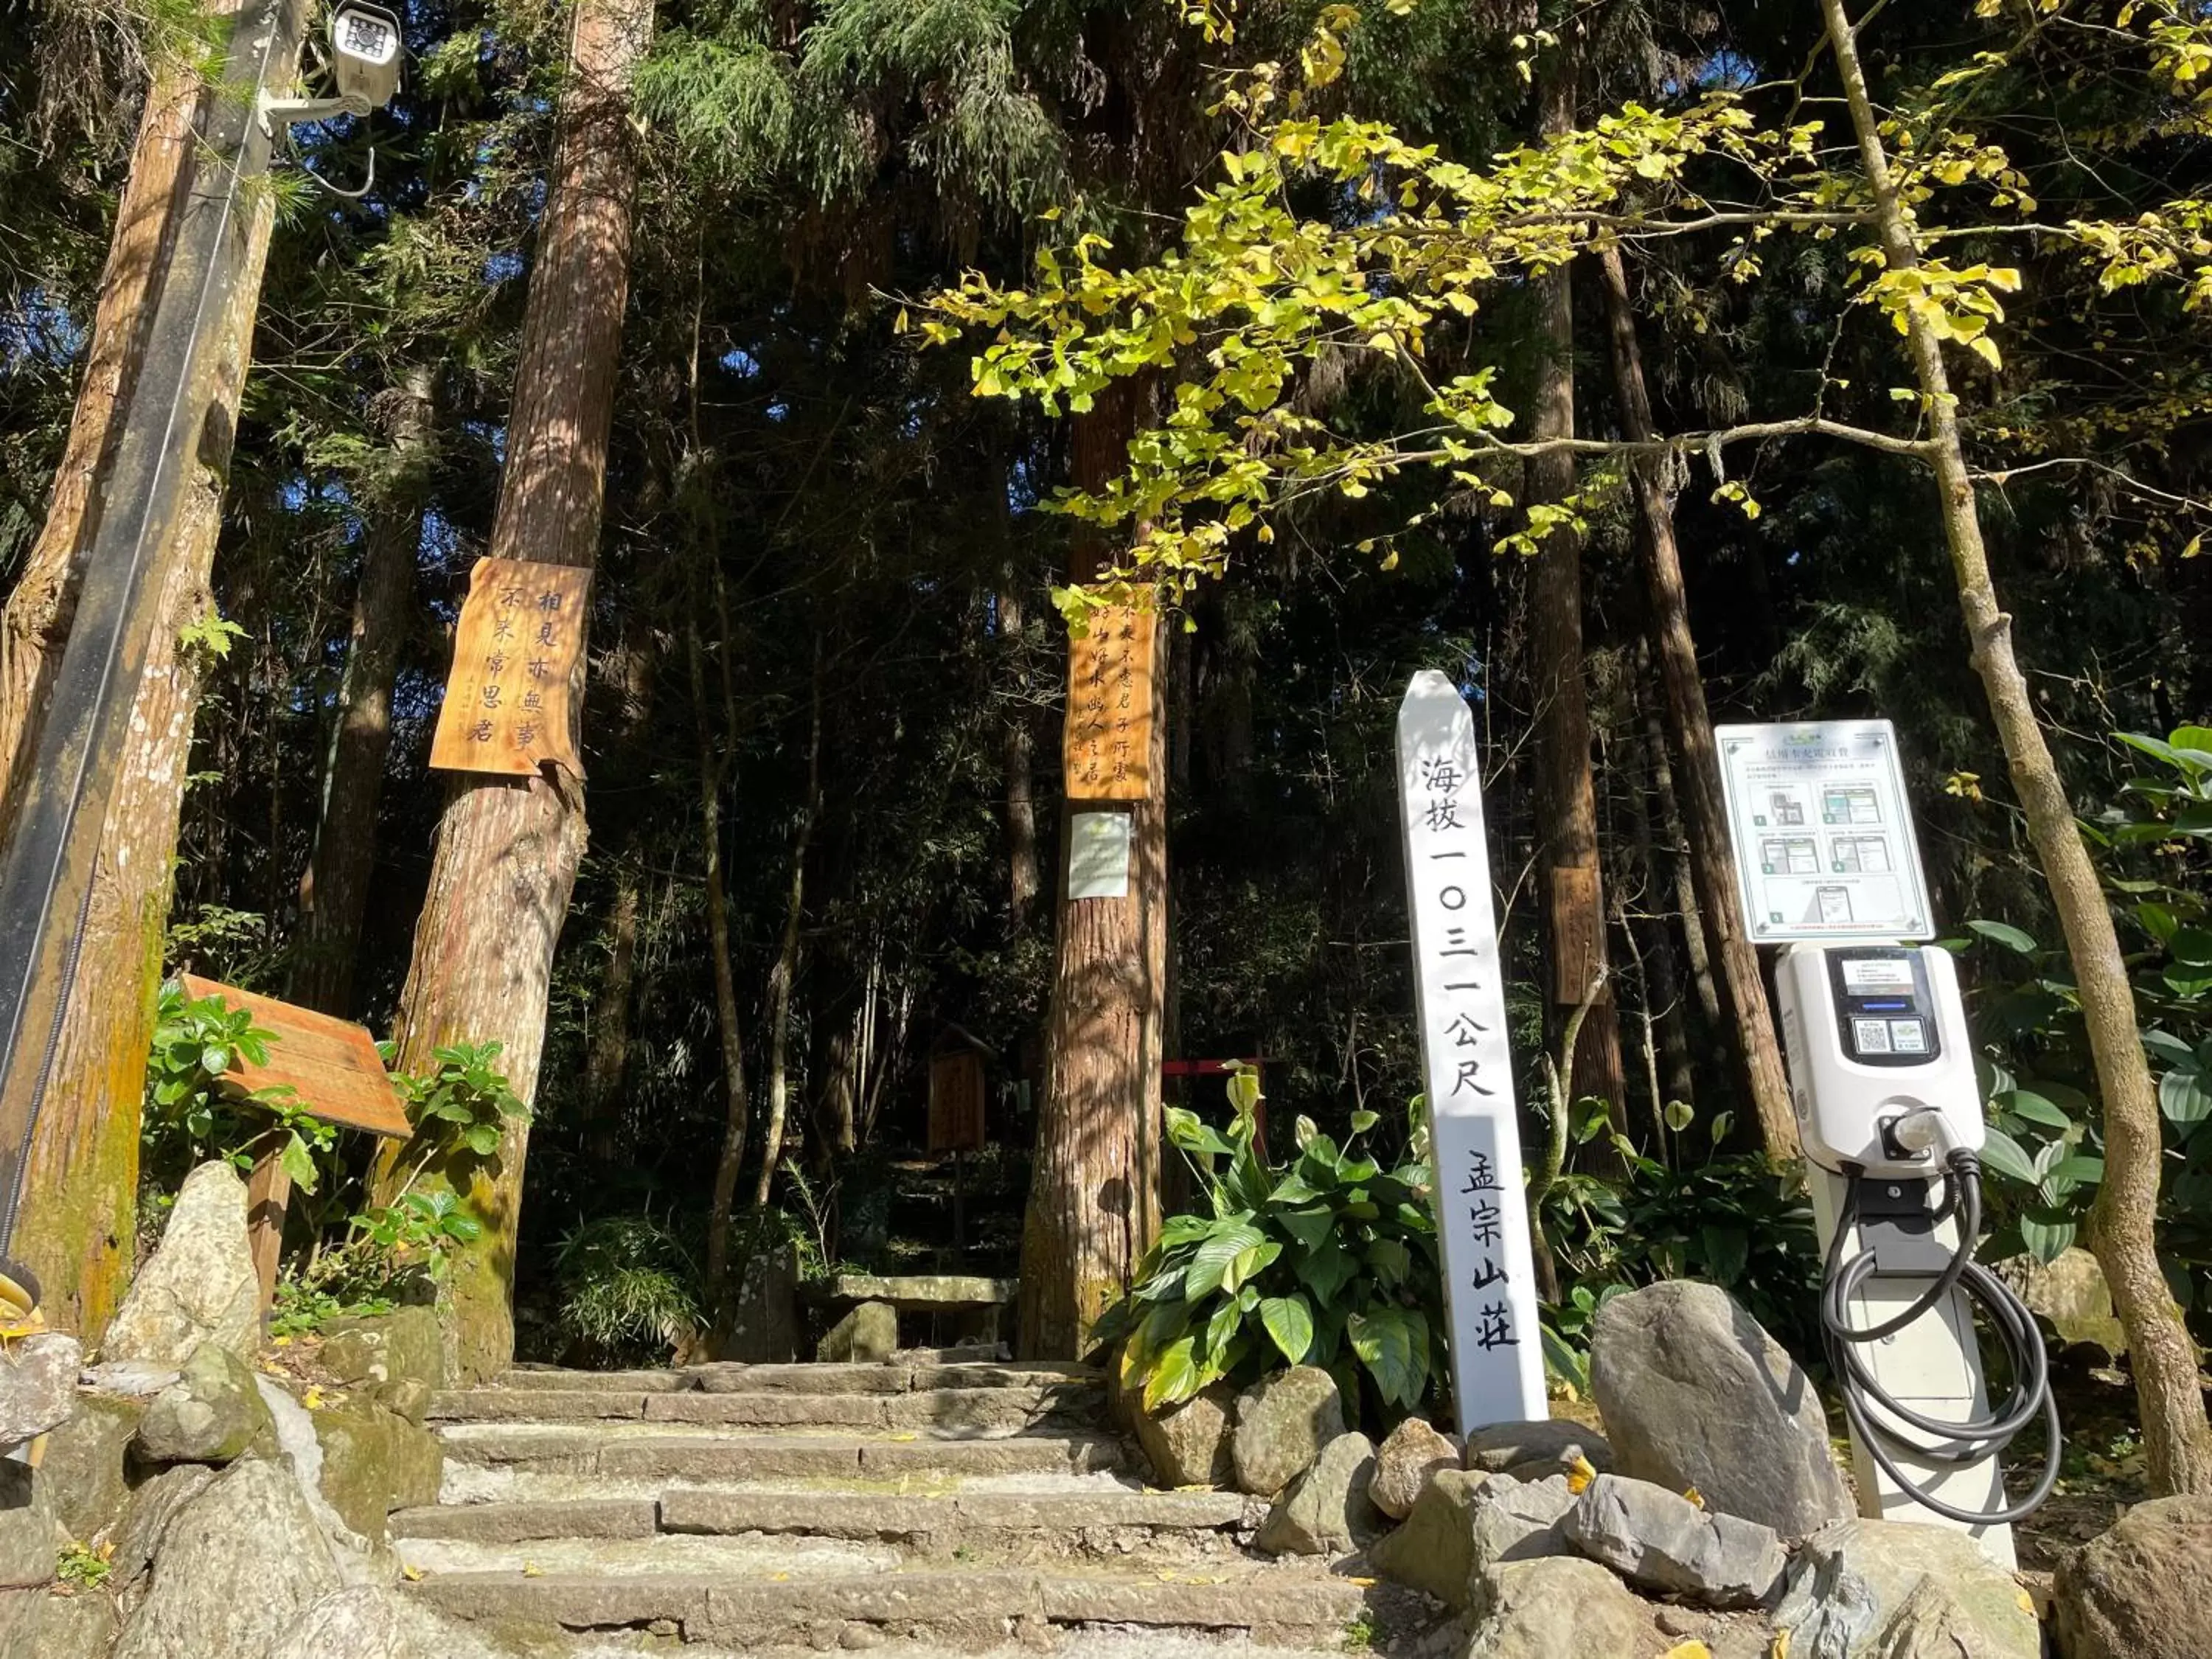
[1096,1067,1443,1422]
[553,1213,704,1364]
[141,981,335,1192]
[1966,726,2212,1326]
[55,1540,112,1592]
[386,1040,529,1161]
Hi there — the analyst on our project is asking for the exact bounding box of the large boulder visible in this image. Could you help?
[1231,1366,1345,1497]
[1462,1555,1649,1659]
[101,1162,260,1370]
[2053,1495,2212,1659]
[111,1457,341,1659]
[270,1587,434,1659]
[136,1343,272,1464]
[1369,1468,1491,1609]
[110,1464,216,1590]
[1369,1416,1461,1519]
[38,1390,145,1542]
[1255,1430,1380,1556]
[1370,1470,1576,1610]
[1588,1280,1854,1537]
[1775,1518,2039,1659]
[0,1334,79,1450]
[0,1585,117,1659]
[1133,1383,1234,1488]
[1564,1473,1786,1609]
[254,1379,380,1581]
[310,1397,443,1542]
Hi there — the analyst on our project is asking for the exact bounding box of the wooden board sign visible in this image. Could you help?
[428,557,592,778]
[1062,604,1155,802]
[928,1051,987,1153]
[178,975,412,1139]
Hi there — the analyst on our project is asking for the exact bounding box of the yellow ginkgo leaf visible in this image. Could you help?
[1683,1484,1706,1509]
[521,1562,542,1578]
[1565,1453,1598,1495]
[1770,1630,1792,1659]
[1663,1644,1713,1659]
[302,1387,324,1411]
[401,1565,424,1583]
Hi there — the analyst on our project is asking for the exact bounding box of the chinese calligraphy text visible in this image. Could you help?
[429,557,592,778]
[1062,602,1156,802]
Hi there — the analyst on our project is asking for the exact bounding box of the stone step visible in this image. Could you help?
[404,1564,1368,1649]
[437,1425,1125,1481]
[394,1487,1253,1551]
[431,1382,1102,1433]
[495,1360,1098,1397]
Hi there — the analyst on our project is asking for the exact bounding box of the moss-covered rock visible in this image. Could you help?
[307,1398,442,1540]
[38,1391,145,1542]
[318,1306,444,1409]
[134,1345,271,1464]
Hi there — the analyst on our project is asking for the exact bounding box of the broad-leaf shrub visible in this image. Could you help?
[1097,1068,1444,1424]
[142,981,336,1192]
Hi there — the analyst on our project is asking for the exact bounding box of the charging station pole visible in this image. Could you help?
[1716,721,2056,1567]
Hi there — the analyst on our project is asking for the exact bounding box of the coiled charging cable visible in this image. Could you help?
[1819,1135,2062,1526]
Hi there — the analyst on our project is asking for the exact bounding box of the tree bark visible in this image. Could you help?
[6,91,282,1344]
[375,0,653,1384]
[753,644,822,1209]
[0,44,203,809]
[1018,386,1168,1359]
[1596,243,1798,1162]
[689,611,748,1318]
[998,580,1041,936]
[1638,651,1722,1032]
[1821,0,2212,1495]
[581,867,639,1164]
[1525,60,1627,1122]
[288,365,431,1016]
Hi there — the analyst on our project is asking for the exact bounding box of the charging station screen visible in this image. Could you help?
[1840,959,1914,996]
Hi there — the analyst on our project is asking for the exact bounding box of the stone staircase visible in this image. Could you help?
[394,1357,1388,1656]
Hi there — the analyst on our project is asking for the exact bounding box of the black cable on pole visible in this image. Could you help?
[1820,1152,2062,1527]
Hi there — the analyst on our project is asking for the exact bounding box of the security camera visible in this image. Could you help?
[329,1,403,113]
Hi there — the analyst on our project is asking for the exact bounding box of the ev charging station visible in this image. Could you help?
[1717,723,2059,1566]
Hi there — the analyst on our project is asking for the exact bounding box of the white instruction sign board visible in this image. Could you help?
[1715,720,1933,942]
[1066,810,1133,900]
[1396,672,1547,1433]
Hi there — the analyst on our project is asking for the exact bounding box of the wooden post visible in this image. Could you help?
[245,1147,291,1314]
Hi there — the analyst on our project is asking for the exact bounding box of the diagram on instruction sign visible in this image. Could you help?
[1714,720,1933,942]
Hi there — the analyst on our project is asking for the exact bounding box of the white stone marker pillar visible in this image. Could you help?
[1397,669,1547,1433]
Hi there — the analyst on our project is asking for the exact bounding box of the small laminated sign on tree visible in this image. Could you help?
[1062,603,1155,801]
[429,557,593,777]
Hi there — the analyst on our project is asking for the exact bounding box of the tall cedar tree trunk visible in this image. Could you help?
[1638,650,1723,1032]
[3,24,283,1339]
[376,0,653,1383]
[1018,385,1168,1359]
[1596,245,1797,1161]
[691,609,749,1319]
[289,365,431,1015]
[753,649,823,1208]
[1525,60,1627,1121]
[1822,0,2212,1495]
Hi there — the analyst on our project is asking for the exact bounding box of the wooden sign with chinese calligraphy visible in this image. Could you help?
[1062,604,1155,801]
[177,975,411,1140]
[1396,672,1546,1434]
[928,1051,987,1153]
[428,557,592,777]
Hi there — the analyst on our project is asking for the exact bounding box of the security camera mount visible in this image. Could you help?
[260,1,403,195]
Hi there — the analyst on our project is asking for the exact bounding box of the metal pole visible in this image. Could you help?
[0,0,312,1262]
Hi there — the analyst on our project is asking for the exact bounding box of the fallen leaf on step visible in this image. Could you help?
[303,1388,324,1410]
[1769,1632,1791,1659]
[1343,1577,1376,1587]
[401,1566,424,1582]
[1565,1453,1597,1495]
[521,1562,542,1578]
[1682,1484,1705,1509]
[1662,1644,1711,1659]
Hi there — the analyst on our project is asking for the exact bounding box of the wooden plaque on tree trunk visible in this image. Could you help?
[1062,605,1155,801]
[178,974,412,1138]
[928,1051,987,1152]
[428,557,592,778]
